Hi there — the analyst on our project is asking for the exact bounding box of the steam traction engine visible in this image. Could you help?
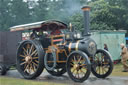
[10,6,113,82]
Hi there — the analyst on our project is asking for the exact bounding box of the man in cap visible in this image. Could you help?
[120,43,128,72]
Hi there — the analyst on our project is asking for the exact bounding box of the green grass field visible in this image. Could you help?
[0,77,66,85]
[111,63,128,76]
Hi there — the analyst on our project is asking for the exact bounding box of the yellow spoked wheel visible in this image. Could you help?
[17,40,44,79]
[66,51,91,82]
[91,49,113,78]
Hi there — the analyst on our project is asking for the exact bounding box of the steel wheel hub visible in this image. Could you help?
[25,56,32,63]
[73,64,79,70]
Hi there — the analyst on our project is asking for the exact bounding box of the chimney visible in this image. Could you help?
[82,6,91,36]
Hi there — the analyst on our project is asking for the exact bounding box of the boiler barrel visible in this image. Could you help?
[66,38,97,56]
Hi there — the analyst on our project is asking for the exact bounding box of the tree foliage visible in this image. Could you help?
[0,0,127,31]
[0,0,12,30]
[70,0,128,30]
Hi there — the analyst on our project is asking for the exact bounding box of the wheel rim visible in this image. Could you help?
[67,52,91,82]
[17,42,39,75]
[93,51,111,75]
[44,52,56,71]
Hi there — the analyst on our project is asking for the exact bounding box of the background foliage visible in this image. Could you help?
[0,0,128,31]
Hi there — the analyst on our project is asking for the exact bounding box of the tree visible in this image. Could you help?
[69,13,84,31]
[0,0,127,31]
[29,0,49,22]
[106,0,128,30]
[0,0,31,30]
[89,0,116,30]
[70,0,128,30]
[10,0,30,26]
[0,0,12,30]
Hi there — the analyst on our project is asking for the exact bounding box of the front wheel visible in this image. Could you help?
[66,51,91,82]
[91,49,113,78]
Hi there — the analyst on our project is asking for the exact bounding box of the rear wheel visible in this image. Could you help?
[66,51,91,82]
[17,40,44,79]
[91,49,113,78]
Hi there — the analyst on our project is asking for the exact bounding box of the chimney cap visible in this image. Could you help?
[82,5,91,11]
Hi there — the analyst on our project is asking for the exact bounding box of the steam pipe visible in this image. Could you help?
[82,6,91,36]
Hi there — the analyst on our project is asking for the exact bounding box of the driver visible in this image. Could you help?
[50,28,61,35]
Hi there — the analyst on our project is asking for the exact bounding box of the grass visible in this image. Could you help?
[0,77,66,85]
[111,63,128,77]
[1,63,128,85]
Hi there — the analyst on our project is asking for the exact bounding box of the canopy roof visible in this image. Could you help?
[10,20,67,32]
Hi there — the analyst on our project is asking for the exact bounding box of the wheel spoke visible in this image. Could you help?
[31,63,35,72]
[26,43,30,49]
[71,59,74,62]
[102,66,106,74]
[80,64,87,67]
[77,71,80,78]
[21,59,25,61]
[28,64,31,74]
[80,59,86,64]
[34,52,38,56]
[74,56,77,62]
[23,51,27,56]
[31,50,37,56]
[99,53,102,61]
[74,73,77,78]
[24,64,29,72]
[26,44,31,55]
[29,44,34,55]
[96,53,106,74]
[19,55,26,58]
[99,66,100,74]
[32,62,38,67]
[96,67,99,73]
[80,69,86,74]
[103,62,109,65]
[103,67,107,73]
[32,57,38,60]
[35,60,39,63]
[102,66,104,74]
[30,63,34,73]
[20,62,26,65]
[33,64,37,71]
[23,47,27,55]
[78,56,82,62]
[82,66,87,70]
[72,68,76,73]
[95,55,99,61]
[70,62,74,66]
[101,56,104,61]
[24,63,27,70]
